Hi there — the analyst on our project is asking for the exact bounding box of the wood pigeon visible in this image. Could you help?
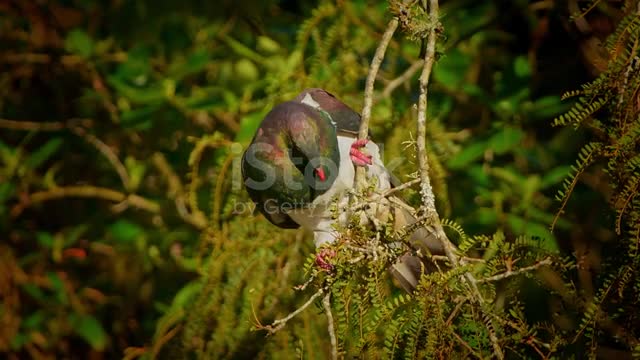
[241,88,444,292]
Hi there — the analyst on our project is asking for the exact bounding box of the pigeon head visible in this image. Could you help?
[243,101,340,200]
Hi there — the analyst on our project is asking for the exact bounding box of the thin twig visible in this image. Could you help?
[452,331,485,359]
[355,18,399,191]
[323,293,338,360]
[351,178,420,212]
[259,288,324,335]
[383,177,421,195]
[1,117,137,202]
[0,118,66,131]
[152,153,207,230]
[70,126,130,189]
[293,275,316,291]
[379,60,424,100]
[431,255,485,264]
[150,325,182,359]
[388,196,418,214]
[359,20,398,133]
[11,185,160,217]
[445,298,468,325]
[213,153,234,229]
[477,258,553,283]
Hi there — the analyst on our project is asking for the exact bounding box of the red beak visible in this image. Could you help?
[315,167,326,181]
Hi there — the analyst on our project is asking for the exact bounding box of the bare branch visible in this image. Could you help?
[379,60,424,100]
[382,177,421,196]
[70,126,131,189]
[0,118,67,131]
[258,288,324,335]
[355,19,399,190]
[477,258,553,283]
[323,293,338,360]
[1,117,134,194]
[152,153,207,230]
[415,6,439,214]
[351,178,420,212]
[431,255,485,264]
[11,185,160,216]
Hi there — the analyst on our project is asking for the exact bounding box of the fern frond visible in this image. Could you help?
[551,142,602,230]
[442,218,469,245]
[552,97,608,128]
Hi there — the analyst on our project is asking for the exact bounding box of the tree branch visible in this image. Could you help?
[258,288,324,335]
[11,185,160,216]
[0,118,67,131]
[413,0,505,358]
[416,6,439,215]
[378,59,424,101]
[152,153,207,230]
[355,18,399,190]
[477,258,553,283]
[70,126,131,189]
[323,293,338,360]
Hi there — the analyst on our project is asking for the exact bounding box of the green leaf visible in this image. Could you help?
[448,140,488,169]
[108,220,143,243]
[513,56,531,78]
[107,76,165,105]
[23,310,46,329]
[64,224,89,246]
[70,314,108,351]
[120,104,164,130]
[168,49,211,80]
[23,138,63,170]
[0,182,15,202]
[525,96,569,119]
[21,283,46,301]
[36,232,54,248]
[171,281,203,309]
[223,35,264,64]
[286,49,302,69]
[10,333,28,350]
[235,59,259,81]
[124,156,147,191]
[475,208,498,226]
[257,36,281,54]
[488,127,525,155]
[47,272,68,305]
[65,29,94,58]
[0,139,15,157]
[114,47,152,80]
[434,48,471,89]
[467,165,490,186]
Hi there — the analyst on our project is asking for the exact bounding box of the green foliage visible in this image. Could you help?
[550,1,640,353]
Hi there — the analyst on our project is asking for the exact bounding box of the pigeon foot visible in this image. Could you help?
[350,139,373,166]
[315,248,337,271]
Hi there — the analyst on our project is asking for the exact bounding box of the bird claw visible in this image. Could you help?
[350,139,372,167]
